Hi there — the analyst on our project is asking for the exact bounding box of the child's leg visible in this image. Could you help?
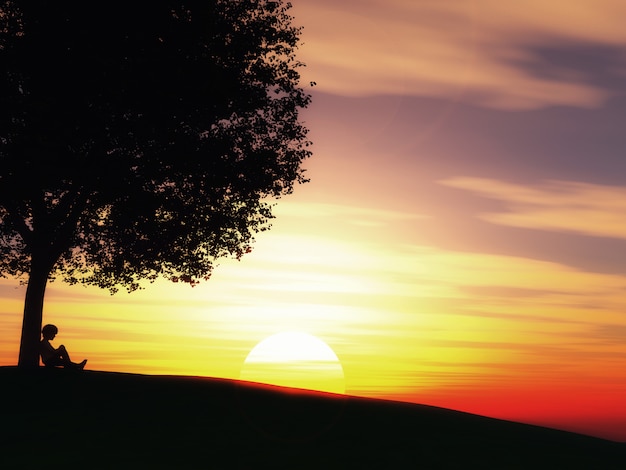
[57,345,72,362]
[49,346,86,369]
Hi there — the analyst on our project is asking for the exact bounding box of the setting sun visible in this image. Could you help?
[239,332,345,395]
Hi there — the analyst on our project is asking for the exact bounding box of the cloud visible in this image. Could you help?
[274,201,427,227]
[440,177,626,239]
[293,0,626,109]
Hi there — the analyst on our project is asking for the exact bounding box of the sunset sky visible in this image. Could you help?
[2,0,626,442]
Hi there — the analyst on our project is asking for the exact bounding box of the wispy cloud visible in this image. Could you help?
[439,177,626,239]
[294,0,626,109]
[274,201,427,227]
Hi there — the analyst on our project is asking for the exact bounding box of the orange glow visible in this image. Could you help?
[3,197,626,435]
[3,194,626,441]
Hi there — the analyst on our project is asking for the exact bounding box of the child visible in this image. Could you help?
[40,324,87,370]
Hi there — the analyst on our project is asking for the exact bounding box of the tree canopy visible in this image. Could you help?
[0,0,312,367]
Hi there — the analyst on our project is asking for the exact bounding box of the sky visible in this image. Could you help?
[2,0,626,442]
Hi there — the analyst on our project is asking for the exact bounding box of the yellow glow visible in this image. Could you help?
[239,332,345,394]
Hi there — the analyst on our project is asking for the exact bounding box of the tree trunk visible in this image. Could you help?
[17,256,52,368]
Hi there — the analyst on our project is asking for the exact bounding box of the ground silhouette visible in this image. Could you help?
[1,367,624,469]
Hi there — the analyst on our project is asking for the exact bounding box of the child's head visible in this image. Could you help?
[42,324,58,340]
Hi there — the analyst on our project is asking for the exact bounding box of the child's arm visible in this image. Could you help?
[40,340,57,363]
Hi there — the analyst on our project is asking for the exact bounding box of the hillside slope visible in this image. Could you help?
[1,368,624,469]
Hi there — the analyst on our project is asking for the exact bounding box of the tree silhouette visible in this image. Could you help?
[0,0,312,368]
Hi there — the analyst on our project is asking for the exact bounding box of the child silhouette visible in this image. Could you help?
[40,324,87,370]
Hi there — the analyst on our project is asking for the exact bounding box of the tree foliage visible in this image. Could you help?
[0,0,311,366]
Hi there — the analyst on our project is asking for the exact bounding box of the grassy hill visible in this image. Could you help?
[1,367,624,469]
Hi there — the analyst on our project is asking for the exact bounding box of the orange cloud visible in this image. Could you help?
[440,177,626,239]
[292,0,626,109]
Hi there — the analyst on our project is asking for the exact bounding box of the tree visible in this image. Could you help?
[0,0,312,368]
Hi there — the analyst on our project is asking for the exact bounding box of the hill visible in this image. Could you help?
[1,367,624,469]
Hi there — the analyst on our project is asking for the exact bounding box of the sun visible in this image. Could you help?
[239,332,345,395]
